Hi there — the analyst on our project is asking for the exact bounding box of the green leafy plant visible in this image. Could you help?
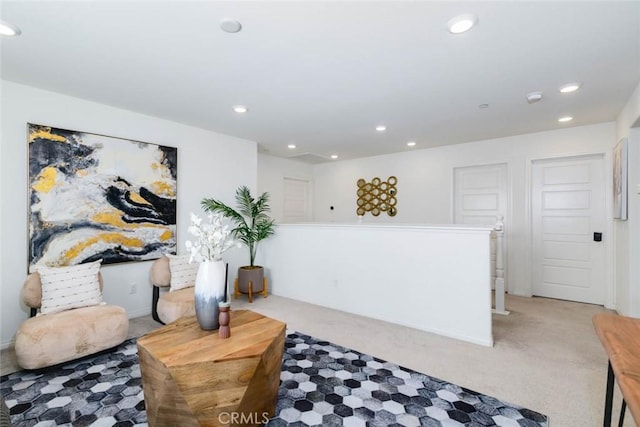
[201,186,275,267]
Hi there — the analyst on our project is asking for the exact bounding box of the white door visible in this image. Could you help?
[454,164,508,289]
[531,155,605,304]
[454,164,507,225]
[283,177,311,223]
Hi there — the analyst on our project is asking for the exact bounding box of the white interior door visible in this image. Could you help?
[283,177,311,223]
[531,155,605,304]
[454,164,508,290]
[454,164,507,225]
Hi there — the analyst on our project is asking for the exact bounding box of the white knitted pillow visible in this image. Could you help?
[167,254,199,292]
[37,260,103,315]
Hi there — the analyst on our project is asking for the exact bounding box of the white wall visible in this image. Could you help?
[0,81,3,349]
[614,81,640,316]
[257,154,314,223]
[312,123,617,300]
[626,127,640,316]
[0,80,257,348]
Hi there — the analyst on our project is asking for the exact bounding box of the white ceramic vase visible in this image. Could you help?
[194,259,226,330]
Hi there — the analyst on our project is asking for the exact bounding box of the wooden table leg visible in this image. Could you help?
[605,361,614,426]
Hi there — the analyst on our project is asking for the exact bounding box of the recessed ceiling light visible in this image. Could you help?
[376,125,387,132]
[0,21,21,36]
[330,154,339,159]
[220,18,242,33]
[287,144,296,149]
[233,105,248,113]
[559,83,581,93]
[447,14,478,34]
[407,141,417,147]
[479,103,489,109]
[558,116,573,123]
[526,92,543,104]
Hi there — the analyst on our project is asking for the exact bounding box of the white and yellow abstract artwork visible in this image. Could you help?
[28,124,177,268]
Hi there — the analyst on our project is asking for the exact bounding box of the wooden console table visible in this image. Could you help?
[137,310,286,427]
[593,313,640,426]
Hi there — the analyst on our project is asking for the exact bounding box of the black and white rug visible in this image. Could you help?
[1,332,548,426]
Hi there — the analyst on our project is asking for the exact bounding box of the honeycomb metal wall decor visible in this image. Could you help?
[356,176,397,217]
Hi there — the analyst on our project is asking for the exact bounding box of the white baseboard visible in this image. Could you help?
[1,337,14,351]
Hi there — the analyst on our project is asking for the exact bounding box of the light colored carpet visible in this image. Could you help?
[0,294,630,426]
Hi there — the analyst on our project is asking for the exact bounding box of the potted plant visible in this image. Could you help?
[201,186,275,301]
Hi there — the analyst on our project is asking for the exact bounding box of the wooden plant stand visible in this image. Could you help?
[234,277,268,303]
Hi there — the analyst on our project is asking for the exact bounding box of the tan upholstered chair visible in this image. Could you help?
[15,272,129,370]
[150,256,195,324]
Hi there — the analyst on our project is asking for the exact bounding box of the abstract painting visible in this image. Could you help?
[613,138,628,220]
[28,124,177,268]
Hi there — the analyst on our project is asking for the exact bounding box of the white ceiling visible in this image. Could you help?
[2,1,639,163]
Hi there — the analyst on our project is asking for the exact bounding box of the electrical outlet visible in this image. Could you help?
[130,282,137,294]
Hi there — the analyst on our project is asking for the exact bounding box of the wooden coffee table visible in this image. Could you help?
[137,310,286,427]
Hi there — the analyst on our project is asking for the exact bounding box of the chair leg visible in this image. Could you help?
[605,361,614,426]
[263,277,268,298]
[248,281,254,303]
[234,278,239,299]
[151,286,165,324]
[618,399,626,427]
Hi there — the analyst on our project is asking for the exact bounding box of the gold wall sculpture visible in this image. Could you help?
[356,176,397,217]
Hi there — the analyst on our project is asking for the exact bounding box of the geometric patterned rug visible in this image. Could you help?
[1,331,548,426]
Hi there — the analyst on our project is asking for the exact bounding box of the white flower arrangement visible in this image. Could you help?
[185,211,238,263]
